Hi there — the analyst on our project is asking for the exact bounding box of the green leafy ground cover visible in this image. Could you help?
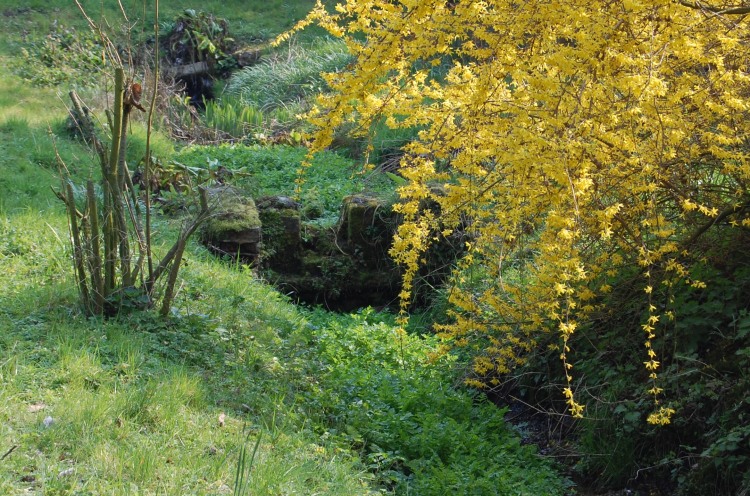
[0,2,571,494]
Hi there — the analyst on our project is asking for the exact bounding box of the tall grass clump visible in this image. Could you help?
[203,96,265,137]
[227,38,352,111]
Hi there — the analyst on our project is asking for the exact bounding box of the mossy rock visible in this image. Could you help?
[201,186,262,261]
[338,193,398,268]
[339,194,382,242]
[257,196,302,270]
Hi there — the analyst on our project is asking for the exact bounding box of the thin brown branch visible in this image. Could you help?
[159,238,187,317]
[682,200,750,248]
[678,1,750,15]
[87,180,104,314]
[74,0,123,67]
[145,0,160,288]
[148,193,212,293]
[66,183,92,314]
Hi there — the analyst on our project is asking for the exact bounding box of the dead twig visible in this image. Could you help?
[1,445,18,461]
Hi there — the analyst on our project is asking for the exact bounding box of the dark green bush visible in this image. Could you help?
[524,229,750,495]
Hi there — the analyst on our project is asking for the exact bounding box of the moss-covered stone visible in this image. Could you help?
[201,186,262,261]
[257,196,301,270]
[340,194,381,241]
[204,188,261,235]
[337,194,398,269]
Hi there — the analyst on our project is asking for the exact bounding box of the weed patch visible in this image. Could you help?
[290,309,572,494]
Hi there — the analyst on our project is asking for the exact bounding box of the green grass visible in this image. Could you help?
[0,234,571,494]
[0,232,375,494]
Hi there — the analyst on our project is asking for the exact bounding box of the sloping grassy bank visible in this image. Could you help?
[0,195,570,494]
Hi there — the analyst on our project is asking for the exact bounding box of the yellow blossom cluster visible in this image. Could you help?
[285,0,750,422]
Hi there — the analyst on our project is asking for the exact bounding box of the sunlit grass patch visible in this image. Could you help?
[0,305,375,494]
[0,74,66,125]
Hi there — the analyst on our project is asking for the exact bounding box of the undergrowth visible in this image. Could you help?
[296,309,572,494]
[499,228,750,495]
[573,247,750,495]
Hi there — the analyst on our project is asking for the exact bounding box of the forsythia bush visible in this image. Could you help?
[282,1,750,423]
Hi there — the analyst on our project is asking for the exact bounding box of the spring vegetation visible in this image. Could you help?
[0,1,748,495]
